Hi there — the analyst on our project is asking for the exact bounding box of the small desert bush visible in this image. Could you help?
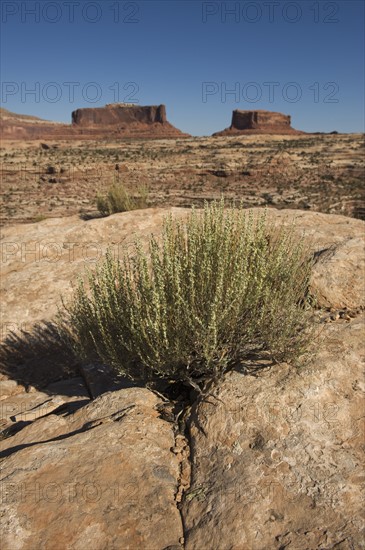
[33,214,47,222]
[96,182,148,216]
[63,200,314,386]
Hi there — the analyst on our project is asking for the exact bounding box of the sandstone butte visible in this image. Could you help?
[213,109,304,136]
[0,104,189,140]
[0,207,364,550]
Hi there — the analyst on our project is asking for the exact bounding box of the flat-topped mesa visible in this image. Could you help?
[0,104,189,140]
[233,110,291,130]
[69,103,188,138]
[71,104,167,126]
[213,109,304,136]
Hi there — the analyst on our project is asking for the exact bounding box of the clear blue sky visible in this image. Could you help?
[1,0,364,135]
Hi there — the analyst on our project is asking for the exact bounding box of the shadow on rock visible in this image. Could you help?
[0,321,152,401]
[0,321,79,390]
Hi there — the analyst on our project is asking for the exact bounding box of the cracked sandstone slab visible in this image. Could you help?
[0,388,184,550]
[181,316,365,550]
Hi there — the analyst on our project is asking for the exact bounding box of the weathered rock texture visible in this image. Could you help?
[0,388,184,550]
[182,315,365,549]
[214,109,303,136]
[0,105,188,140]
[1,207,364,549]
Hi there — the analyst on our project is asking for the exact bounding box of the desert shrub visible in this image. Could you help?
[63,200,314,386]
[96,182,148,216]
[33,214,47,222]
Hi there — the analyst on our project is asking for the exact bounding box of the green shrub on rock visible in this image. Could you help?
[63,200,314,386]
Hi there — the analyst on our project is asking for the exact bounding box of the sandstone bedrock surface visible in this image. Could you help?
[0,207,364,550]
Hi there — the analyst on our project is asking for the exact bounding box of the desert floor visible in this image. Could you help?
[1,133,364,225]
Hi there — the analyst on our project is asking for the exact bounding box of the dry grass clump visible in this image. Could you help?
[62,200,315,386]
[96,182,148,216]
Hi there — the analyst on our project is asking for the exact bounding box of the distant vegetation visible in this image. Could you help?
[63,200,315,389]
[96,182,149,216]
[33,214,48,222]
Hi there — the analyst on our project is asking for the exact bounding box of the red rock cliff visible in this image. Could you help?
[71,104,167,126]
